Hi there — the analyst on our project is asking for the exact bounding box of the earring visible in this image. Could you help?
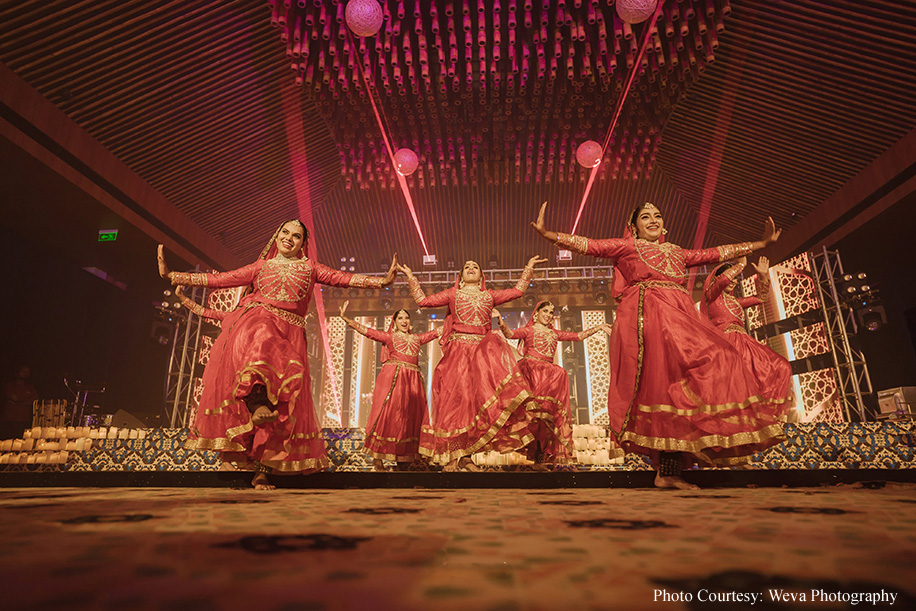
[662,228,668,235]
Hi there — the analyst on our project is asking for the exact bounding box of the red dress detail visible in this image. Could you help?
[181,256,380,473]
[357,326,440,461]
[704,270,793,405]
[504,323,581,462]
[556,233,787,466]
[410,276,536,464]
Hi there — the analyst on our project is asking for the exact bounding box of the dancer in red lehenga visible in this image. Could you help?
[338,301,440,471]
[702,256,792,405]
[532,202,788,489]
[158,220,396,489]
[496,301,611,465]
[397,257,547,471]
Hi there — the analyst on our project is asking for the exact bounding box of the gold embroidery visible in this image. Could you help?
[716,242,755,262]
[532,323,559,358]
[448,332,485,344]
[245,302,308,329]
[618,423,786,465]
[256,258,312,303]
[408,276,427,302]
[633,280,689,294]
[613,284,647,442]
[634,240,687,280]
[455,287,495,325]
[349,274,385,289]
[513,265,535,293]
[170,271,210,286]
[724,293,744,322]
[392,331,422,357]
[724,323,748,334]
[555,232,589,255]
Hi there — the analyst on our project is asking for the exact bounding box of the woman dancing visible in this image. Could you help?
[158,220,397,489]
[702,256,793,405]
[532,202,787,489]
[496,301,611,465]
[397,257,547,471]
[338,301,440,471]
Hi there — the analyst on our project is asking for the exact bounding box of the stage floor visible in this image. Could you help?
[1,485,914,610]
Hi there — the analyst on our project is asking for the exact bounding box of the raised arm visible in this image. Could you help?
[175,286,229,321]
[159,245,261,288]
[494,309,521,340]
[531,202,629,260]
[556,323,612,342]
[687,217,783,267]
[739,256,771,309]
[315,256,396,290]
[490,256,547,306]
[339,301,388,342]
[705,259,747,305]
[415,327,443,345]
[399,262,451,308]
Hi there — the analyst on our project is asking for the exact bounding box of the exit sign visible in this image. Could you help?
[98,229,118,242]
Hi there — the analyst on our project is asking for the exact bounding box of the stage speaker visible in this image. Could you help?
[110,409,148,429]
[876,387,916,419]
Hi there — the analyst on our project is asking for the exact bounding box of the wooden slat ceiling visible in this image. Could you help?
[1,0,914,273]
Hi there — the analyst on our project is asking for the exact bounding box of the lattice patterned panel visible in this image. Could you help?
[319,317,347,427]
[789,323,830,360]
[581,310,610,425]
[797,369,845,423]
[206,286,246,327]
[741,274,762,331]
[188,377,204,430]
[198,334,214,366]
[781,253,813,274]
[776,269,819,318]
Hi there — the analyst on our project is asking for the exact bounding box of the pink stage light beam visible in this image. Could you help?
[570,2,663,234]
[348,31,431,256]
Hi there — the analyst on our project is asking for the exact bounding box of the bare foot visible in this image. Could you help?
[654,472,700,490]
[251,472,275,490]
[530,463,551,472]
[372,459,388,472]
[442,460,459,472]
[457,457,480,472]
[251,405,279,426]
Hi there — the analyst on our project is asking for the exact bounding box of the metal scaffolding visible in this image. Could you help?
[164,285,207,428]
[809,247,874,421]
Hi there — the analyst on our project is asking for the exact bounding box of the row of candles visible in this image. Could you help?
[19,426,148,441]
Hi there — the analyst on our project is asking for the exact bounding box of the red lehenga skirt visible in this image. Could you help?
[609,284,789,466]
[721,326,793,404]
[518,356,574,463]
[185,304,327,473]
[420,332,535,464]
[363,360,430,462]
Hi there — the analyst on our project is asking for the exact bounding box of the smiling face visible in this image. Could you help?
[535,302,555,326]
[633,205,664,242]
[394,310,411,333]
[276,221,305,258]
[726,278,738,294]
[461,261,482,286]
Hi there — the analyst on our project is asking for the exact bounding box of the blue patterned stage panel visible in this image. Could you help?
[0,422,913,472]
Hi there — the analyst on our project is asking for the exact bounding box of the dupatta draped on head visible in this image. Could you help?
[258,219,309,261]
[439,261,487,348]
[612,203,667,301]
[517,300,551,356]
[383,310,410,362]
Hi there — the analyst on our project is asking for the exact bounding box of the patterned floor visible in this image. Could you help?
[2,485,915,610]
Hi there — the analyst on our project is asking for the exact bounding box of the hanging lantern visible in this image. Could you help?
[616,0,659,25]
[345,0,384,38]
[394,148,419,176]
[575,140,603,169]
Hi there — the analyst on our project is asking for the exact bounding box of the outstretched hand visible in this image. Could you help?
[752,256,770,276]
[340,300,349,319]
[396,261,414,277]
[381,253,399,286]
[527,255,549,268]
[491,308,502,320]
[157,244,171,279]
[761,216,782,245]
[531,202,549,236]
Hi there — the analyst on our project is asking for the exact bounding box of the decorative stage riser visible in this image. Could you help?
[1,422,913,472]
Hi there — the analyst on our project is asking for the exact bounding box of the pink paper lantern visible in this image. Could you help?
[616,0,659,25]
[575,140,604,169]
[345,0,384,38]
[394,148,419,176]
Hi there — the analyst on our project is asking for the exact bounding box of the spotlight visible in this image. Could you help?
[446,257,456,270]
[558,281,570,293]
[423,254,438,267]
[348,288,360,298]
[857,306,887,332]
[488,254,498,268]
[380,297,392,310]
[841,274,852,282]
[578,279,590,293]
[349,266,356,272]
[380,258,389,271]
[557,249,572,263]
[398,285,410,297]
[523,293,537,307]
[364,289,375,297]
[594,291,608,305]
[856,272,867,281]
[349,257,356,263]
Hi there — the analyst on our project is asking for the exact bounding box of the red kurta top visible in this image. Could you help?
[504,324,582,362]
[705,271,764,334]
[357,326,441,366]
